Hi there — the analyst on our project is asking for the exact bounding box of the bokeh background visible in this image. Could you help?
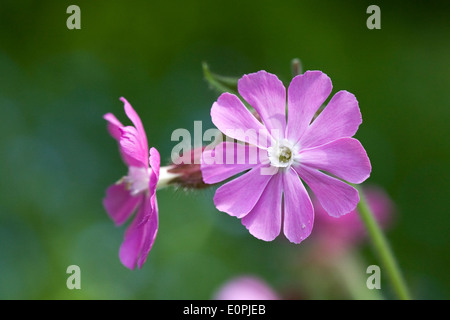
[0,0,449,299]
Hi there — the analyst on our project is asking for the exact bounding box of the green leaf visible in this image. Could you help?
[202,62,239,95]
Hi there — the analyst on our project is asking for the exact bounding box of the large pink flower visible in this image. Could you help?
[201,71,371,243]
[103,97,160,269]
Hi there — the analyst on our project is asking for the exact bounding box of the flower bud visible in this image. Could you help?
[166,146,210,190]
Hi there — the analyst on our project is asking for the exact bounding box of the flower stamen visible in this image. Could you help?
[268,139,297,168]
[278,146,292,163]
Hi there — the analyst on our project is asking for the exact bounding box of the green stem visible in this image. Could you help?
[356,186,411,300]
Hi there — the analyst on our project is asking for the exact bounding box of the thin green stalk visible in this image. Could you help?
[356,186,411,300]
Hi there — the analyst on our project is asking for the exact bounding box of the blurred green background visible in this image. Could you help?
[0,0,449,299]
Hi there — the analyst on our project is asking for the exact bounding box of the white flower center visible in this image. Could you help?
[267,139,298,168]
[123,166,150,196]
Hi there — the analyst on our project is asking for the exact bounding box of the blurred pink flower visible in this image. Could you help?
[202,70,371,243]
[310,186,394,255]
[213,275,280,300]
[103,97,160,270]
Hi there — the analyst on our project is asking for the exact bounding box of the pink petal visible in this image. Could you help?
[119,126,149,168]
[299,138,371,184]
[286,71,332,144]
[213,164,273,219]
[282,168,314,244]
[300,90,362,148]
[119,196,157,270]
[103,113,124,141]
[211,92,273,148]
[103,182,142,226]
[121,97,148,155]
[149,147,161,197]
[133,148,160,269]
[149,147,161,177]
[295,165,359,218]
[201,142,268,184]
[238,70,287,134]
[137,197,158,269]
[105,99,150,168]
[241,173,283,241]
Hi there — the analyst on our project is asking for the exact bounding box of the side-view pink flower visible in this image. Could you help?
[103,97,160,269]
[201,70,371,243]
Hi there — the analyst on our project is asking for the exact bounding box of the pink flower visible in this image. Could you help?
[103,97,160,269]
[311,186,394,255]
[202,71,371,243]
[213,275,280,300]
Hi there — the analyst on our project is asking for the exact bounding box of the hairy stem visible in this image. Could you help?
[356,186,411,300]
